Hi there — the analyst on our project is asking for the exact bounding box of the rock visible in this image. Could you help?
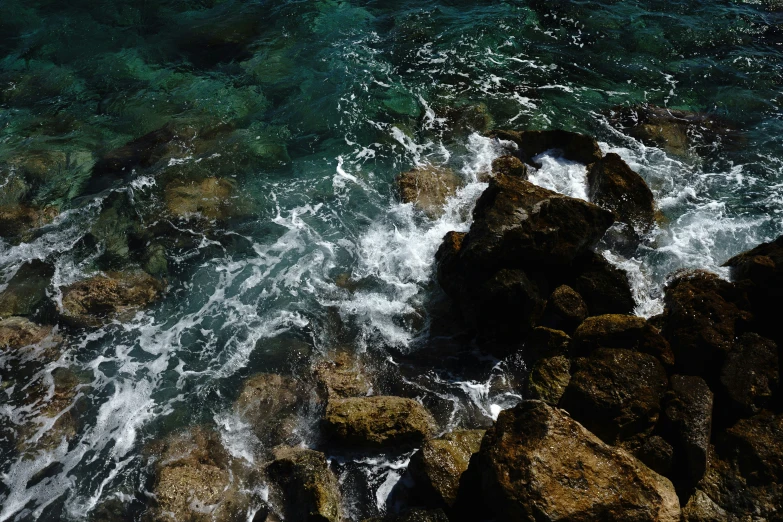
[458,174,614,272]
[0,317,57,352]
[523,327,571,361]
[164,177,236,220]
[234,373,306,449]
[560,348,668,445]
[586,153,656,235]
[572,314,674,367]
[89,191,146,269]
[92,124,179,177]
[0,205,58,240]
[322,396,436,449]
[362,509,449,522]
[396,165,462,219]
[661,375,713,485]
[59,270,165,328]
[724,411,783,484]
[478,400,680,522]
[569,253,635,316]
[490,155,527,179]
[525,355,571,406]
[631,436,674,478]
[0,260,54,318]
[491,129,603,167]
[434,231,466,298]
[680,490,729,522]
[720,333,778,417]
[539,285,587,335]
[407,430,485,509]
[266,447,341,522]
[313,351,372,402]
[660,270,752,380]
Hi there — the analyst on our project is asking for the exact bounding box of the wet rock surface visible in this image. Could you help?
[164,176,236,220]
[313,351,372,402]
[396,165,463,218]
[572,314,674,366]
[526,355,571,405]
[492,129,603,167]
[539,285,587,334]
[234,373,307,449]
[719,333,778,417]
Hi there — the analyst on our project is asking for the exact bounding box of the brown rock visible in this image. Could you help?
[164,177,236,220]
[234,373,306,449]
[313,351,372,402]
[720,333,778,417]
[0,316,57,352]
[525,355,571,406]
[492,129,603,167]
[524,327,572,361]
[479,400,680,522]
[434,231,466,298]
[0,205,58,239]
[539,285,587,335]
[396,165,462,218]
[573,314,674,367]
[266,447,341,522]
[491,155,527,179]
[680,490,729,522]
[662,375,713,485]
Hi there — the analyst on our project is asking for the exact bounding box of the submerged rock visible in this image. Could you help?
[0,260,55,319]
[396,165,462,219]
[539,285,587,335]
[322,396,436,449]
[164,177,236,220]
[0,316,58,352]
[234,373,306,449]
[560,348,668,445]
[572,314,674,367]
[478,400,680,522]
[266,447,341,522]
[407,429,485,509]
[491,129,603,167]
[59,270,165,328]
[0,204,58,240]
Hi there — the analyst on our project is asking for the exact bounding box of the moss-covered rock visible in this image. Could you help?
[526,355,571,406]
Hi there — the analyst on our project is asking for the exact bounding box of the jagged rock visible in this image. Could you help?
[0,205,58,239]
[660,270,752,379]
[266,447,341,522]
[491,155,527,179]
[59,270,165,328]
[586,153,656,235]
[526,355,571,406]
[322,396,436,449]
[457,174,614,272]
[661,375,713,485]
[164,177,236,220]
[478,400,680,522]
[570,253,635,316]
[720,333,778,417]
[396,165,462,218]
[407,430,485,509]
[539,285,587,334]
[680,490,729,522]
[362,509,449,522]
[234,373,306,449]
[560,348,668,444]
[0,260,54,318]
[491,129,603,167]
[523,327,572,361]
[313,351,372,402]
[572,314,674,367]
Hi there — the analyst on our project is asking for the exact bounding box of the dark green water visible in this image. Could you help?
[0,0,782,520]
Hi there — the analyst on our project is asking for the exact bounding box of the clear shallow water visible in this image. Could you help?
[0,0,782,520]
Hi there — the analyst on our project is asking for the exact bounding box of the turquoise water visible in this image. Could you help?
[0,0,782,520]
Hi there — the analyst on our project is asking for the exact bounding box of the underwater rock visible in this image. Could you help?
[92,123,180,177]
[586,153,656,235]
[491,129,603,167]
[407,429,485,510]
[59,270,165,328]
[9,148,94,204]
[661,375,713,486]
[322,396,436,449]
[0,260,55,319]
[660,270,752,380]
[478,400,680,522]
[490,155,527,179]
[435,103,494,135]
[560,348,668,445]
[525,355,571,406]
[234,373,306,449]
[569,253,636,316]
[88,191,147,269]
[0,204,58,240]
[266,447,341,522]
[539,285,587,335]
[0,316,58,352]
[396,165,462,219]
[164,177,236,220]
[572,314,674,367]
[720,333,778,417]
[313,351,372,402]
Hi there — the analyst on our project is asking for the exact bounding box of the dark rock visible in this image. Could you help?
[92,124,178,176]
[525,355,571,406]
[586,153,656,235]
[407,430,485,509]
[234,373,306,449]
[434,231,466,298]
[539,285,587,335]
[569,253,635,316]
[0,317,58,352]
[523,326,571,361]
[660,271,752,380]
[491,129,603,167]
[0,205,58,240]
[720,333,778,417]
[362,509,449,522]
[490,155,527,179]
[322,396,436,449]
[478,400,680,522]
[560,348,668,445]
[631,436,674,478]
[397,165,462,219]
[661,375,713,485]
[572,314,674,367]
[266,447,341,522]
[313,351,372,402]
[0,260,55,319]
[88,192,147,270]
[724,411,783,484]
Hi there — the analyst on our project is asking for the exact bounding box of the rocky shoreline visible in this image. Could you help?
[2,126,782,521]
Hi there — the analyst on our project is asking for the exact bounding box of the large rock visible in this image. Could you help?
[478,400,680,522]
[457,174,614,273]
[560,348,668,444]
[586,153,656,235]
[164,177,236,220]
[539,285,587,335]
[569,253,636,316]
[491,129,603,167]
[266,447,341,522]
[396,165,462,218]
[720,333,778,417]
[660,270,752,379]
[661,375,713,485]
[491,155,527,179]
[234,373,306,449]
[572,314,674,367]
[59,270,165,328]
[313,351,372,402]
[322,396,436,449]
[407,430,485,509]
[0,260,54,318]
[525,355,571,406]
